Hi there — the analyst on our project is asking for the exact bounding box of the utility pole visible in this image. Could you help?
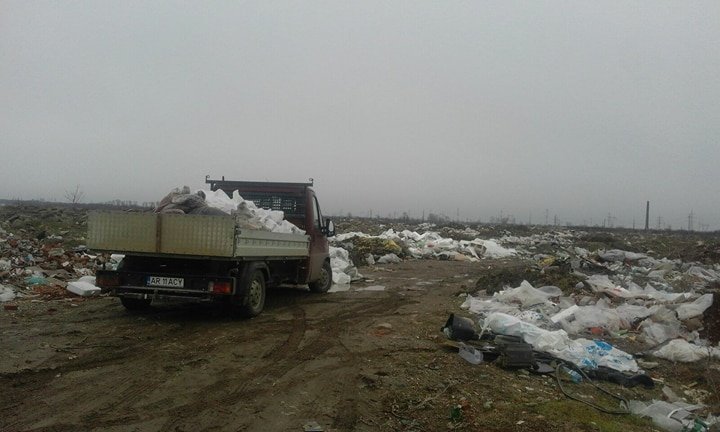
[645,201,650,230]
[545,209,549,226]
[688,210,695,231]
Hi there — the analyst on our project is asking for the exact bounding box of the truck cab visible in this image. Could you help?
[204,176,334,285]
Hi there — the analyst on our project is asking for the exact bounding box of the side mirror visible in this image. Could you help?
[324,219,335,237]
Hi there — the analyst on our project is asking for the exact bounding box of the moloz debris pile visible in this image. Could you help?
[328,221,719,431]
[0,205,105,304]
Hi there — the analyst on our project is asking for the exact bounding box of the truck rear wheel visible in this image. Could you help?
[237,270,266,318]
[309,260,332,293]
[120,297,152,311]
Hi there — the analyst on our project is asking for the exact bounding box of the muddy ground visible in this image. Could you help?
[2,207,719,431]
[3,258,717,432]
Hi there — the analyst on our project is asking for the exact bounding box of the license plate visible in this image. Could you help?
[146,276,184,288]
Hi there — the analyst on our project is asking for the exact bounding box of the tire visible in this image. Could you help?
[120,297,152,311]
[308,260,332,293]
[237,269,266,318]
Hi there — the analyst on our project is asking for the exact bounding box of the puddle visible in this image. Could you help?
[329,284,387,293]
[328,284,351,293]
[356,285,386,292]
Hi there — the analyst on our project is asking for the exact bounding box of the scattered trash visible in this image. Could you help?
[676,294,713,320]
[458,343,484,364]
[0,284,17,302]
[302,421,324,432]
[494,335,534,369]
[653,339,720,362]
[550,304,580,323]
[442,314,479,341]
[377,253,402,264]
[483,313,638,372]
[628,399,712,432]
[66,281,101,297]
[24,274,47,286]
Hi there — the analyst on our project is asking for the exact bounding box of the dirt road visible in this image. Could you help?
[2,260,659,431]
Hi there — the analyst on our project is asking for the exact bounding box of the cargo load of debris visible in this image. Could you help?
[154,186,304,234]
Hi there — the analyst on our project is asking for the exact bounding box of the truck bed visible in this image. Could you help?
[87,211,310,258]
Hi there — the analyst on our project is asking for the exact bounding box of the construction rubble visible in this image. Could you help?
[0,207,105,304]
[155,186,305,234]
[326,223,719,430]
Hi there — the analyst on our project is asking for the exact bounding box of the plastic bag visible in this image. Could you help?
[653,339,720,362]
[377,254,401,264]
[640,320,680,345]
[676,294,713,320]
[494,281,556,307]
[0,285,16,302]
[484,313,639,372]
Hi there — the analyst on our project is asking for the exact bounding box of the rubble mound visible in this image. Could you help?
[343,237,403,267]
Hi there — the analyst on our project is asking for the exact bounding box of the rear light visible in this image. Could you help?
[96,273,121,287]
[209,281,232,295]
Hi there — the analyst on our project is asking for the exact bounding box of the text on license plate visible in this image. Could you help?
[147,276,184,288]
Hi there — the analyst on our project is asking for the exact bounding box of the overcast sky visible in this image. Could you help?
[1,1,718,229]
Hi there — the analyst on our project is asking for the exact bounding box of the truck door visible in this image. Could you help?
[307,193,329,281]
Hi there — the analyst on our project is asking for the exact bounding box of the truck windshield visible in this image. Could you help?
[313,196,323,229]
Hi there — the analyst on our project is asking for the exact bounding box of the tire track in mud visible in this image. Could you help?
[1,317,234,431]
[157,304,310,431]
[7,292,413,432]
[261,307,307,360]
[157,292,410,431]
[0,337,152,424]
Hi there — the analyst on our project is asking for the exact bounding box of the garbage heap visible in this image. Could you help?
[0,207,103,303]
[329,228,518,284]
[449,230,720,432]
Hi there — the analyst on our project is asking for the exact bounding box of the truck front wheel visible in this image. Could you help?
[237,270,266,318]
[309,260,332,293]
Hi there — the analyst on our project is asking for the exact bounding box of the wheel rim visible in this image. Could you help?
[249,278,263,308]
[319,266,330,288]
